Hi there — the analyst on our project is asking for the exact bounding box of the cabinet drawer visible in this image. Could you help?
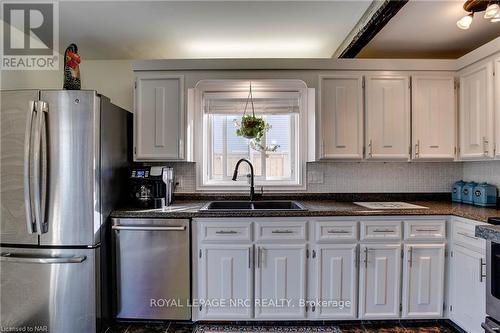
[315,221,358,242]
[404,220,446,240]
[360,221,402,241]
[199,222,252,242]
[255,221,307,242]
[452,219,486,253]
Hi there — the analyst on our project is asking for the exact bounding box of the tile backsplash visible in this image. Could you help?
[462,161,500,188]
[164,161,496,194]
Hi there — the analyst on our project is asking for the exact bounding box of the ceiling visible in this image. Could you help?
[357,0,500,59]
[58,1,372,59]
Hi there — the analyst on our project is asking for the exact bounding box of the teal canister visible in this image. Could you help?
[462,181,478,204]
[452,180,466,202]
[473,183,498,207]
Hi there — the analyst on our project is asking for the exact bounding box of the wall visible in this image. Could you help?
[463,161,500,188]
[1,60,134,111]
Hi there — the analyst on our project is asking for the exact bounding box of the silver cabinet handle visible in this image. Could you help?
[480,257,487,282]
[415,228,439,232]
[408,247,413,267]
[327,230,349,234]
[24,101,36,234]
[272,230,294,234]
[0,253,86,264]
[415,140,420,158]
[457,231,478,240]
[373,229,395,233]
[364,247,369,268]
[483,137,489,156]
[112,226,186,231]
[215,230,238,234]
[248,247,251,269]
[257,247,261,268]
[368,139,373,157]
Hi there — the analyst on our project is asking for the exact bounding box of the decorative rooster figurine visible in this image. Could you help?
[63,43,81,90]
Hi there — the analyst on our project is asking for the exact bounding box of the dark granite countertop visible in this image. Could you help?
[111,200,500,222]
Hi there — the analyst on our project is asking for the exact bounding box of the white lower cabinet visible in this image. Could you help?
[198,245,253,319]
[359,243,402,319]
[450,245,486,333]
[255,244,307,319]
[402,243,445,318]
[313,244,358,319]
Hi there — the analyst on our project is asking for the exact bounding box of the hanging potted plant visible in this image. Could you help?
[234,82,279,153]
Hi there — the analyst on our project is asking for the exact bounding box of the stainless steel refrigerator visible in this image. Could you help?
[0,90,129,333]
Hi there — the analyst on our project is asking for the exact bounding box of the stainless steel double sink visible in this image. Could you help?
[200,201,307,211]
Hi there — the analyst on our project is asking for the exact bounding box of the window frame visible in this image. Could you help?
[193,79,312,192]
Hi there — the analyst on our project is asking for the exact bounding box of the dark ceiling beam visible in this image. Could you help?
[338,0,409,58]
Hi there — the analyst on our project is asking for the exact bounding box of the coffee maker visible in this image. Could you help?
[128,166,173,208]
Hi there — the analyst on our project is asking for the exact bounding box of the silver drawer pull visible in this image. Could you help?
[373,229,395,233]
[327,230,350,234]
[215,230,238,234]
[415,228,439,232]
[457,231,478,240]
[112,226,186,231]
[272,230,294,234]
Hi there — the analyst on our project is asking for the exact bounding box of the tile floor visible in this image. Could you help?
[105,320,463,333]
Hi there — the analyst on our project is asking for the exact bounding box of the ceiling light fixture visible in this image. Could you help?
[457,12,474,29]
[484,2,500,18]
[457,0,500,29]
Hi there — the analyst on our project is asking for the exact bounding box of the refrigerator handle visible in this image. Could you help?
[24,101,36,234]
[0,253,86,264]
[32,101,48,235]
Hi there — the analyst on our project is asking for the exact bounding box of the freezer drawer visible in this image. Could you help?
[0,247,98,333]
[113,218,191,320]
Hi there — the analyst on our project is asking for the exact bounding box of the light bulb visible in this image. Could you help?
[491,13,500,22]
[457,13,473,29]
[484,3,500,19]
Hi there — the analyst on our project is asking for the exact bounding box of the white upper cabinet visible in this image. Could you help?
[365,75,411,160]
[134,73,184,161]
[402,244,445,319]
[319,75,364,160]
[411,76,456,160]
[459,61,494,160]
[495,55,500,159]
[359,243,402,319]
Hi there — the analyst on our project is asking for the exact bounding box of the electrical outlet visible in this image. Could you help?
[175,176,183,189]
[307,170,324,184]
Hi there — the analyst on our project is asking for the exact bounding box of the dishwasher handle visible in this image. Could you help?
[112,225,186,231]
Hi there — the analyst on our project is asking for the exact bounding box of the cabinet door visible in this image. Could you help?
[198,245,253,319]
[313,244,358,319]
[459,62,494,160]
[365,75,410,160]
[412,76,456,160]
[319,75,363,159]
[134,74,184,161]
[450,245,486,333]
[359,243,402,319]
[495,55,500,158]
[402,244,445,318]
[255,244,306,319]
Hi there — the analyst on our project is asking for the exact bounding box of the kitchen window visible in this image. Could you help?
[194,80,313,190]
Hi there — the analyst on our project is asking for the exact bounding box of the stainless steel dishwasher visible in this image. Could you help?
[112,218,190,320]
